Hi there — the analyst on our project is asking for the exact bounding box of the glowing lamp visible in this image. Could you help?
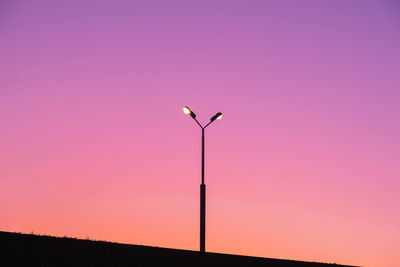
[210,112,223,122]
[183,106,191,114]
[183,106,196,118]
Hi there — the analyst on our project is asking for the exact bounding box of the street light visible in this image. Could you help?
[183,106,223,253]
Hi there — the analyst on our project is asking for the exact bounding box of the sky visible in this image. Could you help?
[1,1,399,266]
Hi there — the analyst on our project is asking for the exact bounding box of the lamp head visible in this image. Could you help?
[183,106,196,118]
[210,112,223,122]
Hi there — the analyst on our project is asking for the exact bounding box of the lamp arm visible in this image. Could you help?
[192,117,204,129]
[203,120,213,129]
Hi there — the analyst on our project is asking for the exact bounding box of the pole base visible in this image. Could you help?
[200,184,206,252]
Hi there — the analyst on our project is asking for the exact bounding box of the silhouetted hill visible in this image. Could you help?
[0,231,355,266]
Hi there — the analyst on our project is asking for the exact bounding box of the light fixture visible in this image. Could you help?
[210,112,223,122]
[183,106,196,118]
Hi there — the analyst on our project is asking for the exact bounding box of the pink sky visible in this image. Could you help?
[1,1,399,266]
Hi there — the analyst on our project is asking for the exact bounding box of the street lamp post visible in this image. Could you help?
[183,106,223,253]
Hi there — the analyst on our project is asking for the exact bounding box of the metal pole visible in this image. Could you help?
[200,128,206,252]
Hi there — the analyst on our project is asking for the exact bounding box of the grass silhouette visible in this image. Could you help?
[0,231,356,266]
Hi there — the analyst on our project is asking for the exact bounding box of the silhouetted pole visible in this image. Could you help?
[183,106,223,253]
[200,128,205,252]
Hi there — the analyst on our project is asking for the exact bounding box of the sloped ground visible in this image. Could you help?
[0,231,354,267]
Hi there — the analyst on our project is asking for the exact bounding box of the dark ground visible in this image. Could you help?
[0,231,356,267]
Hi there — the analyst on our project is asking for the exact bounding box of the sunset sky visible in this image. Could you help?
[1,1,399,266]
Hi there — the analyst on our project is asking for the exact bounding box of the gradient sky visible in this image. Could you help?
[1,1,399,266]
